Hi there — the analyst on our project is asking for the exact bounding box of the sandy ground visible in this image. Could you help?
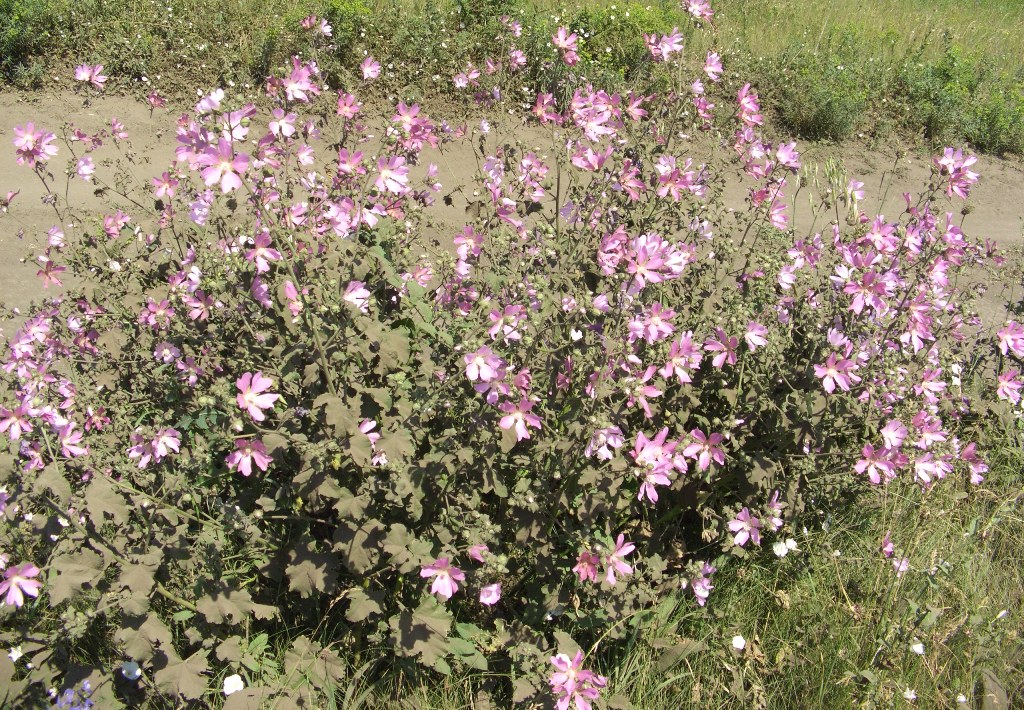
[1,90,1022,338]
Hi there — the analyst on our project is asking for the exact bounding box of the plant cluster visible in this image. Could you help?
[0,3,1021,707]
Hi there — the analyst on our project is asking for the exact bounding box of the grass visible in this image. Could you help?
[1,0,1023,152]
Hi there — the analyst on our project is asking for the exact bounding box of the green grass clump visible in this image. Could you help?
[2,0,1023,153]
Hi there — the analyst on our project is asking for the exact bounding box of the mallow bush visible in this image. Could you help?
[1,4,1021,707]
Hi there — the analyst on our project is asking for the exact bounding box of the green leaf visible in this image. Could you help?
[84,475,130,525]
[333,519,386,574]
[377,328,411,370]
[379,428,416,463]
[500,426,519,453]
[115,613,174,662]
[283,637,347,691]
[285,543,339,598]
[447,638,477,656]
[197,588,255,625]
[216,636,244,663]
[33,464,70,508]
[383,524,433,573]
[348,433,374,468]
[388,596,453,666]
[552,631,582,657]
[117,554,160,595]
[154,649,209,700]
[49,548,104,605]
[346,588,385,623]
[313,394,358,437]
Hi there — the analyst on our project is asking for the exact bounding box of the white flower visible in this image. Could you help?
[121,661,142,680]
[773,538,799,558]
[570,328,583,341]
[910,641,925,655]
[223,674,244,696]
[731,635,746,651]
[903,688,917,702]
[956,694,968,705]
[8,646,23,662]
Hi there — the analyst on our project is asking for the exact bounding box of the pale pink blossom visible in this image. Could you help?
[0,563,42,608]
[420,557,465,601]
[236,371,280,422]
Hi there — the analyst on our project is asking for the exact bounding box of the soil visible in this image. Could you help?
[1,89,1022,340]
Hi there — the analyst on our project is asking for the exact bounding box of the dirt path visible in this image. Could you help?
[2,90,1022,337]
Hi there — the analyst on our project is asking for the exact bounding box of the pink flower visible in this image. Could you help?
[682,561,716,606]
[880,419,908,449]
[893,557,910,577]
[552,27,578,52]
[465,346,506,383]
[236,371,280,422]
[343,281,371,314]
[467,544,489,563]
[13,123,59,167]
[375,156,410,194]
[0,563,42,608]
[814,352,856,393]
[420,557,465,601]
[144,428,181,463]
[58,422,88,458]
[245,232,282,273]
[499,398,542,442]
[736,83,763,126]
[704,51,723,81]
[337,92,362,119]
[998,321,1024,358]
[549,651,608,710]
[686,0,714,21]
[226,439,272,476]
[585,426,624,461]
[683,429,725,471]
[573,551,600,583]
[603,534,634,585]
[728,508,762,547]
[934,147,978,199]
[479,583,501,606]
[661,332,703,383]
[855,444,895,485]
[744,321,768,350]
[996,370,1022,405]
[282,58,320,102]
[704,328,738,368]
[74,63,107,90]
[76,156,96,181]
[198,139,249,193]
[881,532,895,558]
[152,171,179,199]
[360,56,381,80]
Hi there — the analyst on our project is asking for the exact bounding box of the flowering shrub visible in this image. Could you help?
[0,4,1017,706]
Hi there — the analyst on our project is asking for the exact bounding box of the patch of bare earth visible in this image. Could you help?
[1,89,1022,338]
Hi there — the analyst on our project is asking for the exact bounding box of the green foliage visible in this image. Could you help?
[567,2,688,81]
[0,0,53,80]
[772,51,866,141]
[898,43,1024,154]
